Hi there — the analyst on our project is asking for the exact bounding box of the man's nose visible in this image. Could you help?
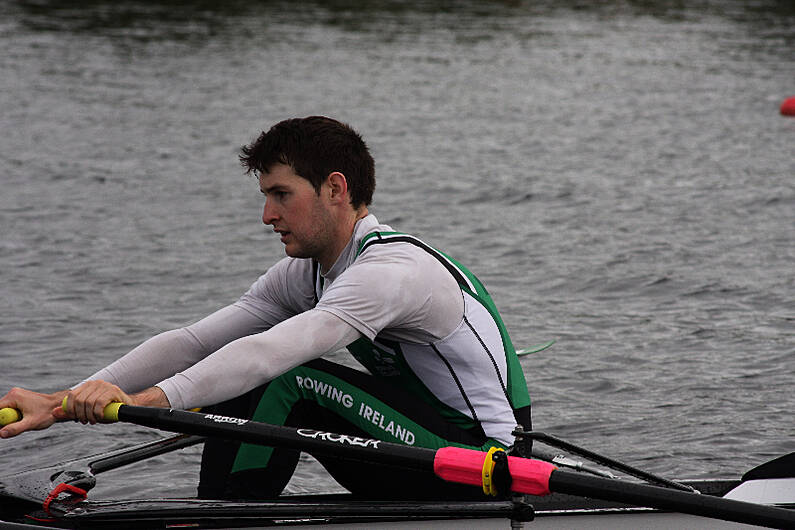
[262,200,278,225]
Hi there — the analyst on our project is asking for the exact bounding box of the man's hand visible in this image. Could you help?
[53,380,134,425]
[0,383,172,439]
[0,387,67,439]
[53,382,171,425]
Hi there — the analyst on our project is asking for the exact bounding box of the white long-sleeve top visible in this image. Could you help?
[83,214,464,411]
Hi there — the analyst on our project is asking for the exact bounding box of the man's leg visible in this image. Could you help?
[198,359,509,500]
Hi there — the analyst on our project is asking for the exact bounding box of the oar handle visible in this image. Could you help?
[0,407,21,426]
[102,402,123,422]
[60,396,123,422]
[0,399,123,427]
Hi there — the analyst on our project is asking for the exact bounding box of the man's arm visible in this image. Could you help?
[0,259,307,438]
[156,309,362,410]
[78,305,269,393]
[0,305,269,438]
[9,310,360,431]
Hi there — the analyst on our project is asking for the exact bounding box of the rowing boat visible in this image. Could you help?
[0,404,792,529]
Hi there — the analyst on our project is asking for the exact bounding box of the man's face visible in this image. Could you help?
[259,163,335,261]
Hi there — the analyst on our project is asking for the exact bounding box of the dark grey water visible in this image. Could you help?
[1,0,793,499]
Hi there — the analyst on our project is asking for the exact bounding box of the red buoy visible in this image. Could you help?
[781,96,795,116]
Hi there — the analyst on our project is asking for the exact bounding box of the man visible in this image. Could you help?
[0,116,530,499]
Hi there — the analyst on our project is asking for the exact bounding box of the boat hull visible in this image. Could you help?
[2,478,766,529]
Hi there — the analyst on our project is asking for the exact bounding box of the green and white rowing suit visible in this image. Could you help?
[340,229,530,445]
[195,215,531,498]
[85,214,530,499]
[224,215,530,444]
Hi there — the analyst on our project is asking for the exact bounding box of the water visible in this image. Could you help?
[1,0,793,499]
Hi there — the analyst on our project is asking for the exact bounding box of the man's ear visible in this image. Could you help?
[325,171,349,203]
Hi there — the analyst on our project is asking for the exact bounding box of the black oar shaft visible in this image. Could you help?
[112,405,795,529]
[550,469,795,529]
[118,406,437,471]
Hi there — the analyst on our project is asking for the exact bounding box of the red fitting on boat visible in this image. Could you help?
[42,483,88,517]
[433,447,556,496]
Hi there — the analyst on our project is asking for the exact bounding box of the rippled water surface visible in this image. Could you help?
[1,0,793,499]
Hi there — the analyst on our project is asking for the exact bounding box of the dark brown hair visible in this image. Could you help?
[240,116,375,208]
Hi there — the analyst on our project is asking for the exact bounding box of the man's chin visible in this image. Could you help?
[284,245,311,260]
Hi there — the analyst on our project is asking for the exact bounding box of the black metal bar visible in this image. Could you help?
[549,469,795,529]
[90,434,205,475]
[0,435,206,505]
[66,500,517,519]
[528,430,695,491]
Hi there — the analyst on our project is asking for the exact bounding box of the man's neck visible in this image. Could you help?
[318,207,369,274]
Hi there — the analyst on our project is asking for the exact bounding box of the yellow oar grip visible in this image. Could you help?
[61,396,123,422]
[0,407,21,426]
[103,402,123,422]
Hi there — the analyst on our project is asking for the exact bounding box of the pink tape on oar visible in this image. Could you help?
[433,447,556,496]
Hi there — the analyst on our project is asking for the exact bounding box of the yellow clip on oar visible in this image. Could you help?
[481,446,505,496]
[61,396,123,422]
[0,407,21,426]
